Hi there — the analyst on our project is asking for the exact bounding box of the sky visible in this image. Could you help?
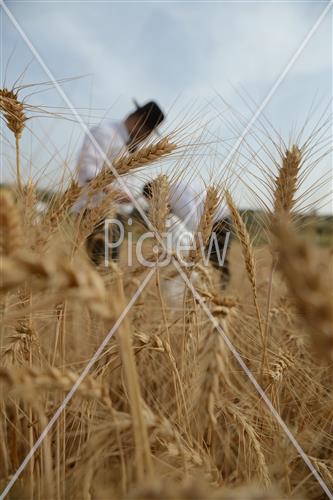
[1,0,332,212]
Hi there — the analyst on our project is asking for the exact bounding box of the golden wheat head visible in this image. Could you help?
[273,145,302,215]
[0,88,26,138]
[272,215,333,361]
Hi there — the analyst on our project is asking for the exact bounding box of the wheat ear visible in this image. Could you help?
[225,191,266,366]
[0,252,110,317]
[44,181,81,237]
[0,190,23,255]
[22,178,37,220]
[89,138,176,194]
[264,145,302,370]
[149,174,170,236]
[273,145,302,215]
[0,366,112,407]
[181,188,219,383]
[272,215,333,361]
[73,190,117,251]
[2,322,40,366]
[111,268,153,480]
[0,88,26,192]
[114,137,176,173]
[180,188,219,385]
[196,307,234,429]
[190,187,219,263]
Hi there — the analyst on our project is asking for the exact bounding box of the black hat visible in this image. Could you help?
[142,181,153,199]
[133,100,165,130]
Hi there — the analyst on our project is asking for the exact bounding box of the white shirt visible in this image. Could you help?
[168,178,229,232]
[113,176,229,234]
[72,120,130,212]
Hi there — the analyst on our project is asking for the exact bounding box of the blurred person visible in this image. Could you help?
[73,100,165,212]
[72,100,165,264]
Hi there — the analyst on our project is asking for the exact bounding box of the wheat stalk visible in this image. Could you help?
[114,137,176,173]
[2,79,333,498]
[0,252,110,317]
[225,191,266,370]
[272,215,333,360]
[129,480,281,500]
[195,303,236,430]
[149,174,170,236]
[226,192,256,291]
[198,326,228,428]
[0,88,26,138]
[223,403,271,486]
[2,322,41,366]
[264,145,302,379]
[111,269,153,480]
[74,189,117,251]
[44,181,81,239]
[0,88,27,192]
[273,145,302,215]
[268,348,294,383]
[190,187,219,263]
[89,138,176,194]
[22,179,38,221]
[0,366,112,407]
[197,187,219,244]
[0,190,23,255]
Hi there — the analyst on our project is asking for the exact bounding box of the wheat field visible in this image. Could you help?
[0,85,333,500]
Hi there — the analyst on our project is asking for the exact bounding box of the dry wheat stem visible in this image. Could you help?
[0,89,26,192]
[190,187,219,264]
[73,190,117,253]
[272,215,333,360]
[225,191,266,370]
[1,83,333,498]
[89,138,176,195]
[0,190,23,255]
[0,366,112,407]
[0,89,26,137]
[263,146,302,375]
[149,175,174,389]
[273,145,302,215]
[44,181,82,239]
[112,270,153,480]
[149,174,170,236]
[0,252,110,317]
[2,322,40,366]
[22,179,38,224]
[113,138,176,173]
[196,317,230,429]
